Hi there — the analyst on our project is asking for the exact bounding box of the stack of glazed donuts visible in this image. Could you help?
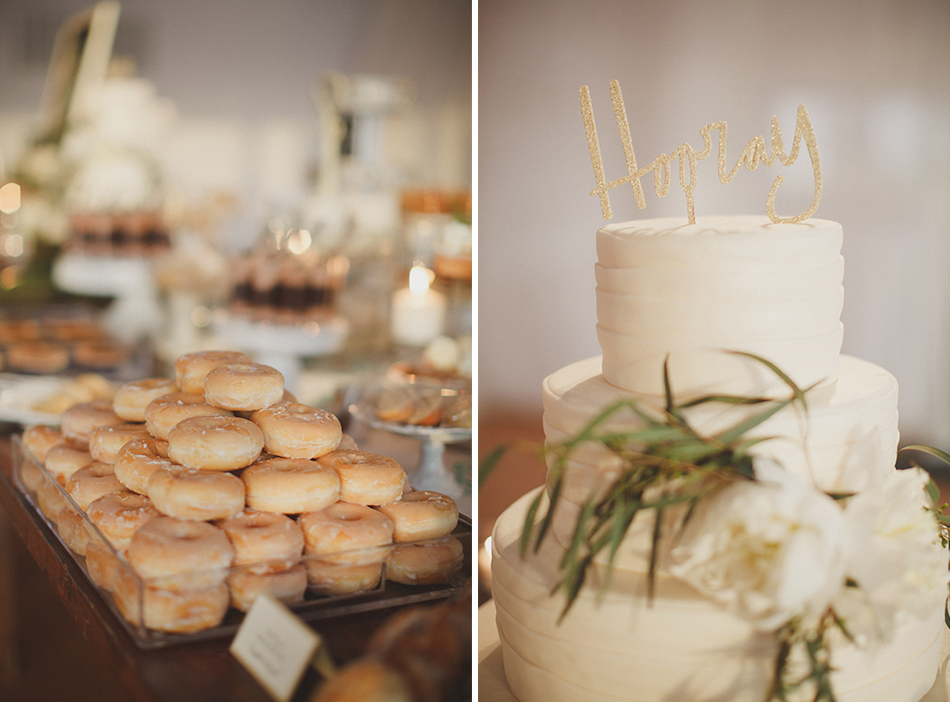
[19,350,464,635]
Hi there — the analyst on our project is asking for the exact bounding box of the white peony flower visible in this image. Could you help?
[670,459,846,631]
[839,467,949,642]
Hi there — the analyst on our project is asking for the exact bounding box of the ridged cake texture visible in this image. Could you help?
[491,215,945,702]
[596,215,844,397]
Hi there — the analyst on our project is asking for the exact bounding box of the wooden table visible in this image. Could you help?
[0,430,469,702]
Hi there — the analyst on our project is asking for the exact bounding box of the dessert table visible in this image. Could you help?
[0,417,472,702]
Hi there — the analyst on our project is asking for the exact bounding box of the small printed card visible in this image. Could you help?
[230,594,322,702]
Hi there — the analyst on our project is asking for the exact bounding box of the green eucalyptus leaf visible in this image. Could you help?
[560,500,596,570]
[663,355,674,414]
[533,476,562,553]
[732,435,778,461]
[901,444,950,468]
[677,394,772,409]
[520,489,545,556]
[715,397,793,445]
[926,478,941,506]
[479,444,508,487]
[647,505,664,603]
[594,425,692,447]
[727,350,809,409]
[660,439,724,463]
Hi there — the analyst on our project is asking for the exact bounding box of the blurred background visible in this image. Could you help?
[0,0,472,450]
[0,3,472,699]
[1,0,472,250]
[478,0,950,560]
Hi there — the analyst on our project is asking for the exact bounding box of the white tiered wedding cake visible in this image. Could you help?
[490,215,948,702]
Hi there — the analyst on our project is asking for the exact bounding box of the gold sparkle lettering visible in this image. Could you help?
[581,80,822,224]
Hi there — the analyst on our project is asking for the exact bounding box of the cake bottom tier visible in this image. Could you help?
[491,488,945,702]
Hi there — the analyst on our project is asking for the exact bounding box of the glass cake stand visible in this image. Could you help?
[349,390,471,501]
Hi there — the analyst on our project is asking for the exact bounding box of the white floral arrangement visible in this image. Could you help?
[513,354,950,702]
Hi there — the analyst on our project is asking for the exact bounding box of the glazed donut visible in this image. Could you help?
[147,464,245,521]
[22,425,65,463]
[374,386,415,423]
[73,340,130,369]
[61,399,125,445]
[6,340,69,374]
[87,491,160,552]
[144,392,233,440]
[0,318,40,341]
[241,458,340,514]
[305,560,383,596]
[18,451,46,492]
[386,537,464,585]
[227,563,308,611]
[376,491,459,542]
[89,423,151,464]
[299,502,394,565]
[127,517,234,592]
[65,461,124,510]
[317,450,407,506]
[166,415,264,471]
[114,574,230,633]
[44,443,94,484]
[57,504,92,555]
[114,436,173,495]
[203,362,285,411]
[251,401,342,459]
[234,388,298,420]
[215,508,304,572]
[85,538,125,592]
[174,350,252,394]
[113,378,179,422]
[44,317,99,342]
[36,475,69,523]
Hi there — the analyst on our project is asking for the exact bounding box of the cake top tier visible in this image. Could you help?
[597,215,842,273]
[594,214,845,397]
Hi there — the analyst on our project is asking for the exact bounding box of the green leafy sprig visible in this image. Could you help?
[769,607,853,702]
[899,444,950,541]
[520,352,812,618]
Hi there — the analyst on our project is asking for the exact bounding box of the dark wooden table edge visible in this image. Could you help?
[0,440,174,701]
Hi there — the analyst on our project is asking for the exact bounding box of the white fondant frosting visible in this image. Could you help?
[542,355,899,499]
[596,216,845,397]
[491,214,945,702]
[493,490,944,702]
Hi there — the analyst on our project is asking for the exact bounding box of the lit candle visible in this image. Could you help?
[391,263,446,346]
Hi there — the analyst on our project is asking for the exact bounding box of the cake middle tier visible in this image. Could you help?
[596,215,845,397]
[542,355,899,504]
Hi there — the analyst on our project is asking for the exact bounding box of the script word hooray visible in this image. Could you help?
[580,80,822,224]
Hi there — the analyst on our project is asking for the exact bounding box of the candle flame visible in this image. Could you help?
[408,263,433,296]
[0,183,20,214]
[286,228,312,255]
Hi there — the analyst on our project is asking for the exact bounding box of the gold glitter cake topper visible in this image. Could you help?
[581,80,822,224]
